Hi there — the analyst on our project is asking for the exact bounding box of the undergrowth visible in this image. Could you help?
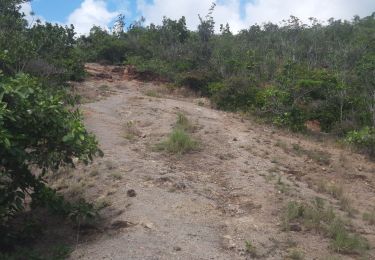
[282,198,369,255]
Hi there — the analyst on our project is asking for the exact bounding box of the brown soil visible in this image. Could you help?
[60,63,374,259]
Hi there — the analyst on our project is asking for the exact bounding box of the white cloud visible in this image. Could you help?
[67,0,118,35]
[137,0,244,31]
[137,0,375,32]
[244,0,375,26]
[20,2,45,26]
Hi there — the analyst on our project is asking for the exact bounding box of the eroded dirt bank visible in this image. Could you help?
[62,64,374,259]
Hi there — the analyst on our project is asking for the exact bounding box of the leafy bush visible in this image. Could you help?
[346,127,375,157]
[177,70,218,95]
[211,77,257,111]
[126,56,173,80]
[0,74,102,240]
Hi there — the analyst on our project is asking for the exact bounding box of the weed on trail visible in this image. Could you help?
[123,121,142,141]
[156,113,199,155]
[245,240,258,258]
[282,198,369,256]
[157,128,198,155]
[175,112,196,132]
[287,248,304,260]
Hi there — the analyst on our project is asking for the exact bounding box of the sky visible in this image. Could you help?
[21,0,375,35]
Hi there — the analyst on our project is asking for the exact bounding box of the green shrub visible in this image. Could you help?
[211,77,258,111]
[0,74,102,248]
[126,56,174,80]
[346,127,375,157]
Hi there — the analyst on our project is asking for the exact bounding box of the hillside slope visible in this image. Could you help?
[67,64,374,259]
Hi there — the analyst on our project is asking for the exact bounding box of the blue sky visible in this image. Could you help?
[23,0,375,34]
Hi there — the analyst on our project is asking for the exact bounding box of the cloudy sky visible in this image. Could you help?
[22,0,375,34]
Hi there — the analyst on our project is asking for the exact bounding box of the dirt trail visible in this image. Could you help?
[67,64,375,259]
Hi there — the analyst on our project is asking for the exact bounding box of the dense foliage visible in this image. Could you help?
[0,0,101,250]
[78,9,375,155]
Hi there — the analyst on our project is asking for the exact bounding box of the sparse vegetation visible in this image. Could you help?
[290,144,331,165]
[328,218,369,254]
[175,113,196,132]
[363,209,375,225]
[245,240,258,258]
[275,176,290,194]
[282,198,369,255]
[99,84,110,92]
[95,196,111,210]
[123,121,141,141]
[145,89,161,98]
[315,182,356,216]
[287,248,304,260]
[157,128,198,155]
[109,172,123,180]
[156,114,199,155]
[69,182,85,197]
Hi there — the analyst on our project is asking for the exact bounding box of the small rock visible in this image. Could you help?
[127,189,137,197]
[233,137,238,141]
[173,246,182,251]
[142,221,154,229]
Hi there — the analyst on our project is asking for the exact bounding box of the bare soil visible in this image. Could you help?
[59,63,374,259]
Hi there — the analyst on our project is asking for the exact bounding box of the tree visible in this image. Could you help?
[113,14,126,36]
[0,0,102,246]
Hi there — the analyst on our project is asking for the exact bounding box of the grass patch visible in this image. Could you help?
[175,113,196,132]
[123,121,141,141]
[291,144,331,165]
[109,172,123,180]
[69,182,85,197]
[99,84,110,91]
[95,196,111,210]
[157,128,198,154]
[305,149,331,165]
[156,114,199,155]
[275,140,288,151]
[245,240,258,258]
[363,209,375,225]
[287,248,304,260]
[145,89,161,98]
[316,182,356,217]
[282,198,369,255]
